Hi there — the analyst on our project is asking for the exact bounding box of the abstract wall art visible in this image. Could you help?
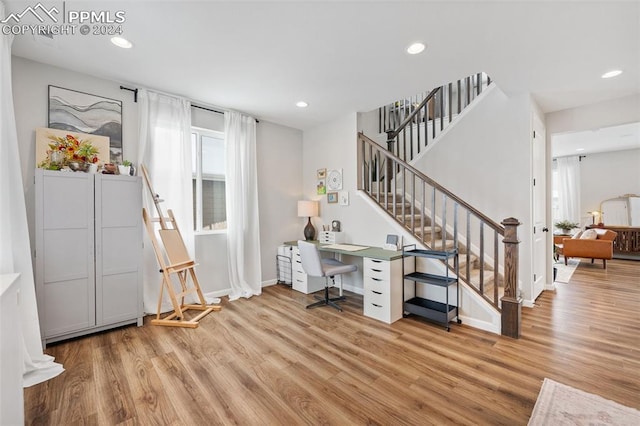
[48,85,123,163]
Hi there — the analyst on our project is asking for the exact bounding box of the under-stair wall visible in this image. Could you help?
[410,85,536,304]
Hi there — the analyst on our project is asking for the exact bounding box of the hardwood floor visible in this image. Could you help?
[25,259,640,425]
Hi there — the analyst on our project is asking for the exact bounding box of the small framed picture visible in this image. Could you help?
[317,168,326,179]
[339,191,349,206]
[327,192,338,203]
[317,179,326,195]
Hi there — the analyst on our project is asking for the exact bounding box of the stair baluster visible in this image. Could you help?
[357,132,521,337]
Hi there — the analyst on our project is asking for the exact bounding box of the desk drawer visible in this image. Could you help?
[293,260,305,275]
[363,258,391,278]
[363,297,391,323]
[364,267,390,281]
[364,286,388,306]
[364,276,390,296]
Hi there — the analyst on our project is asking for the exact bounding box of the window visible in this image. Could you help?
[192,127,226,232]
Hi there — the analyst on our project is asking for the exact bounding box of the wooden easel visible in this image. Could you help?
[141,165,220,328]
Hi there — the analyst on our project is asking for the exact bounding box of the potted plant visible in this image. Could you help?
[554,220,580,234]
[118,160,132,176]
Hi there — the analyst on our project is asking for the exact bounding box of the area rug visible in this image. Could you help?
[528,378,640,425]
[554,259,580,284]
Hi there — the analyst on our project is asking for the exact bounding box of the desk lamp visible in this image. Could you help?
[298,200,319,241]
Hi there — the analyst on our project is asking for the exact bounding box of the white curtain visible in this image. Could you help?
[225,111,262,300]
[556,156,581,226]
[137,89,193,313]
[0,1,63,386]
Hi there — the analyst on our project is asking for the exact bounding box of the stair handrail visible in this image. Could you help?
[359,132,504,233]
[380,72,491,164]
[385,87,441,141]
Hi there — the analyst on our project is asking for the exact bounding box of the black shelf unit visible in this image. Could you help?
[402,245,460,331]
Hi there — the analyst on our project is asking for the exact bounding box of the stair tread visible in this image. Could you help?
[411,226,442,235]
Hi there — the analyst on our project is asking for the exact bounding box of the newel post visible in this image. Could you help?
[501,217,522,338]
[385,130,395,192]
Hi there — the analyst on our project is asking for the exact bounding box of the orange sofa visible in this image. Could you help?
[562,229,618,269]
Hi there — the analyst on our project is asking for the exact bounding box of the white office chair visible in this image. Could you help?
[297,240,357,311]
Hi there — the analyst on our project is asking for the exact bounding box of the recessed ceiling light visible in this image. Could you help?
[296,101,308,108]
[110,36,133,49]
[406,42,426,55]
[576,148,585,152]
[601,69,622,79]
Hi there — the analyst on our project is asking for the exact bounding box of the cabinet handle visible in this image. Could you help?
[372,269,382,272]
[371,259,382,263]
[372,291,382,295]
[372,303,382,308]
[372,278,382,281]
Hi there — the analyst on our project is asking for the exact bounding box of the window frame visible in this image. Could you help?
[192,126,226,235]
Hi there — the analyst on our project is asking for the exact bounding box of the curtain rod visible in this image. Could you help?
[119,85,258,123]
[552,155,586,161]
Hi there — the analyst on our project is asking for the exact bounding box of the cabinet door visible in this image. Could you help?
[95,175,142,325]
[36,170,95,337]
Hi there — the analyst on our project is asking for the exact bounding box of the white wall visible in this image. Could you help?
[580,149,640,222]
[546,94,640,136]
[411,86,534,302]
[302,113,405,291]
[11,56,302,300]
[256,121,304,284]
[303,113,390,246]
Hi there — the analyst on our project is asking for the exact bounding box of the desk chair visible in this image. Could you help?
[298,240,357,311]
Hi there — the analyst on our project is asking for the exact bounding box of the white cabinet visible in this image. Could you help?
[319,231,344,244]
[291,246,326,294]
[35,170,143,345]
[363,257,414,324]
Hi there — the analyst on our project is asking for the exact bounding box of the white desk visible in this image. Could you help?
[284,241,413,324]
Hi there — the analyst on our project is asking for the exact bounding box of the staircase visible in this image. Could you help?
[379,72,491,164]
[358,74,523,337]
[368,182,502,309]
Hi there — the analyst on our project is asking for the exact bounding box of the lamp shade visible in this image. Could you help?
[297,200,318,218]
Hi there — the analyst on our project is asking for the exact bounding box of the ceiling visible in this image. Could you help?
[552,121,640,158]
[5,0,640,130]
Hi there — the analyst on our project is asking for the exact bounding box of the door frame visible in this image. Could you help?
[531,112,548,301]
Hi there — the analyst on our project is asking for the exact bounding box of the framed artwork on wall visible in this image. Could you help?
[327,192,338,203]
[48,85,123,163]
[339,191,349,206]
[327,169,343,191]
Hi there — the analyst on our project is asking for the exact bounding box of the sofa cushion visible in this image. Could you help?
[572,231,583,239]
[580,229,598,240]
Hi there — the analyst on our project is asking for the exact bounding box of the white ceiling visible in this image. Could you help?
[552,121,640,158]
[5,0,640,130]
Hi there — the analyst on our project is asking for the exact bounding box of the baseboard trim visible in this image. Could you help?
[342,283,364,296]
[458,315,500,335]
[262,279,278,287]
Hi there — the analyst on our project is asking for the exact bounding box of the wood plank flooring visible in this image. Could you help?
[25,259,640,425]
